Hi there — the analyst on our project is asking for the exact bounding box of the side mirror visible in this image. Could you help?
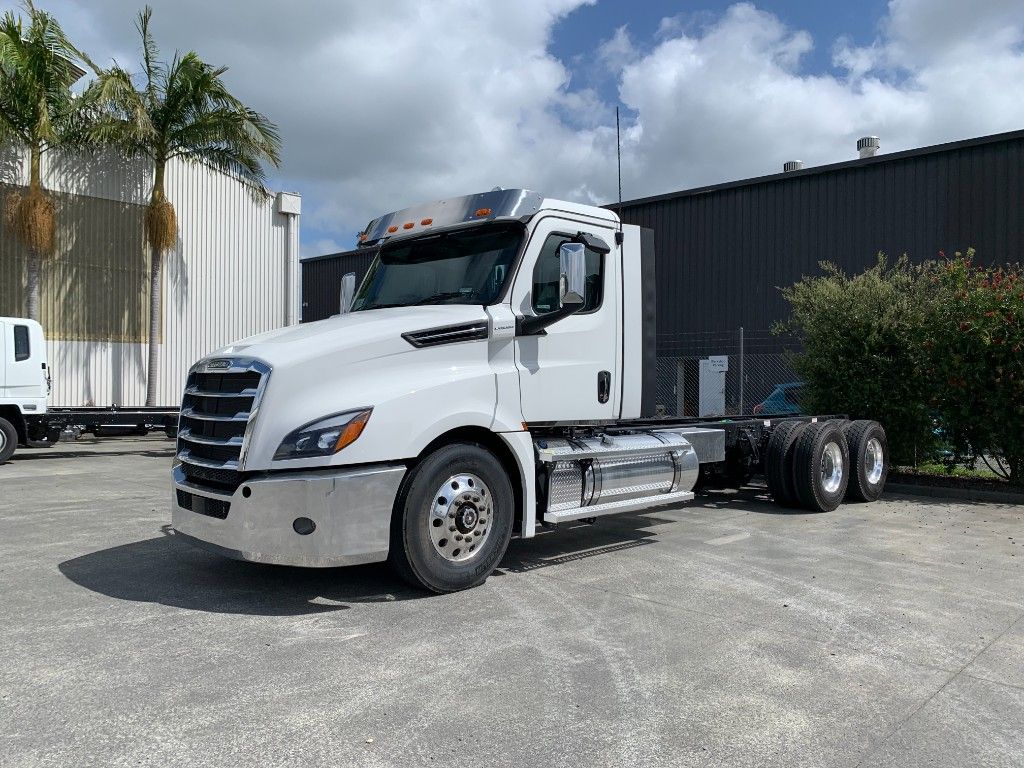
[339,272,356,314]
[558,242,586,310]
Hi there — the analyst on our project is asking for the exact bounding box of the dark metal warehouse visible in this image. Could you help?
[301,129,1024,415]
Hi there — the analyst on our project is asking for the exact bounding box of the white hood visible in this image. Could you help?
[211,305,489,370]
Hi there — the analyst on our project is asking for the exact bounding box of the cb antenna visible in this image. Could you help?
[616,106,623,241]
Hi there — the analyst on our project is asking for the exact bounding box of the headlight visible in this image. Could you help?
[273,408,372,460]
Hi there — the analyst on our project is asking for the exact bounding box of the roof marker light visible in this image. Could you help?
[421,218,433,226]
[475,208,492,217]
[403,222,414,230]
[387,225,398,233]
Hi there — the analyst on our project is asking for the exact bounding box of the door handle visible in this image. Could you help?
[598,370,611,404]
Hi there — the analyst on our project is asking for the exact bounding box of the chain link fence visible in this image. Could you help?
[652,329,801,418]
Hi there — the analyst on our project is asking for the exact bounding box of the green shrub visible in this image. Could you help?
[780,251,1024,485]
[777,255,935,464]
[920,252,1024,484]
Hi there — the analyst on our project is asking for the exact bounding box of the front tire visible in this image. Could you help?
[389,442,514,593]
[0,417,18,463]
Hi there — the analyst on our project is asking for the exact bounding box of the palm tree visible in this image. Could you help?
[90,7,281,406]
[0,0,86,321]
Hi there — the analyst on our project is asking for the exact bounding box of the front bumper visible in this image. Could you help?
[172,463,406,567]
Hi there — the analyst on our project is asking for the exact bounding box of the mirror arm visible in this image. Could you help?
[515,304,580,336]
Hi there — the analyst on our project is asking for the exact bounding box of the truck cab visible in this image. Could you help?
[172,189,886,592]
[0,317,49,462]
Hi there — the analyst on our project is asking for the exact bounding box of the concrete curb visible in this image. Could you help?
[885,481,1024,505]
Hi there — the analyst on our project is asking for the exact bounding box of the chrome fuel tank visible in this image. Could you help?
[535,429,721,523]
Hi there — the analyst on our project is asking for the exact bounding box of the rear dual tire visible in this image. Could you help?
[843,420,888,502]
[767,418,887,512]
[765,420,806,508]
[792,421,850,513]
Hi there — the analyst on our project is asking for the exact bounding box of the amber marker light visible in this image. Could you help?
[403,222,415,229]
[387,225,399,233]
[475,208,492,217]
[333,410,372,453]
[421,218,433,225]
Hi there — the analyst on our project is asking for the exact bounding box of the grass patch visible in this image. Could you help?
[896,462,1004,481]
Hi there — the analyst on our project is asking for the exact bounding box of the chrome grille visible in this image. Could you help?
[176,359,270,491]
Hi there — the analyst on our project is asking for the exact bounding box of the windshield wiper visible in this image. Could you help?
[413,291,474,305]
[353,302,407,311]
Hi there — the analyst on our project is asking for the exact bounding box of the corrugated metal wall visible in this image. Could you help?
[301,248,374,322]
[615,130,1024,354]
[0,184,149,342]
[0,146,292,406]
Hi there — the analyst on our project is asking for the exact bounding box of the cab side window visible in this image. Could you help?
[531,234,603,315]
[13,325,30,362]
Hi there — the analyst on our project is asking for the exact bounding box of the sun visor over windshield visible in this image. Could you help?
[358,189,543,247]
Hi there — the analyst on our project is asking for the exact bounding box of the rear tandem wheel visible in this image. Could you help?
[792,421,851,513]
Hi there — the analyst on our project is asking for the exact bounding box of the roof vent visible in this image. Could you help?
[857,136,880,159]
[783,160,804,173]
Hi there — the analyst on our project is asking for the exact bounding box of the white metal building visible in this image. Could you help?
[0,145,300,406]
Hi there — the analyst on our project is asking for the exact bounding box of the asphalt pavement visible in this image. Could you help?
[1,436,1022,767]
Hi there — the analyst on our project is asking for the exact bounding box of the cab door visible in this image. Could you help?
[4,322,40,398]
[0,321,6,395]
[509,216,621,423]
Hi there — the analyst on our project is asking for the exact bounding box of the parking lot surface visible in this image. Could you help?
[1,436,1022,767]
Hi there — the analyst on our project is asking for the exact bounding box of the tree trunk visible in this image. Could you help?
[25,254,40,321]
[146,242,162,406]
[145,161,168,407]
[25,145,42,322]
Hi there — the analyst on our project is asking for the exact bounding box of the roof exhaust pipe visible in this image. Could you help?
[783,160,803,173]
[857,136,880,159]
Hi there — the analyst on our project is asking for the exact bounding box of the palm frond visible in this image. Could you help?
[0,0,86,150]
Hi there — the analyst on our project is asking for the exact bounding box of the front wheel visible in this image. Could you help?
[389,442,514,593]
[0,417,18,463]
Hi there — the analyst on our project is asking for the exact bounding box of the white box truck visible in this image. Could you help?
[171,189,889,592]
[0,317,178,462]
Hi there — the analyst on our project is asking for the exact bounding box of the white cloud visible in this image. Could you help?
[19,0,1024,254]
[614,0,1024,199]
[597,25,637,72]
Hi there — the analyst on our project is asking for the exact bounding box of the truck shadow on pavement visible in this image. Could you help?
[58,525,423,616]
[58,490,780,616]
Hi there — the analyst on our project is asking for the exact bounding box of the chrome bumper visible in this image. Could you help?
[171,463,406,567]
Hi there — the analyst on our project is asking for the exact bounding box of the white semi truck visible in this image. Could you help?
[0,317,179,462]
[171,189,889,592]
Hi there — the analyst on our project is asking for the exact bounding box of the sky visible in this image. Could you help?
[9,0,1024,257]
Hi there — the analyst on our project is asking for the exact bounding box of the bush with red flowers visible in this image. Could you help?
[780,250,1024,485]
[920,251,1024,484]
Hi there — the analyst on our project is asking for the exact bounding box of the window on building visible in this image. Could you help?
[13,325,30,362]
[531,234,604,315]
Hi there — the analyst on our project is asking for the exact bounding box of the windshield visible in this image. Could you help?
[351,223,523,311]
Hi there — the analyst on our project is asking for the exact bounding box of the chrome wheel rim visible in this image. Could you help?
[865,437,884,485]
[0,429,6,453]
[429,473,491,563]
[821,441,844,494]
